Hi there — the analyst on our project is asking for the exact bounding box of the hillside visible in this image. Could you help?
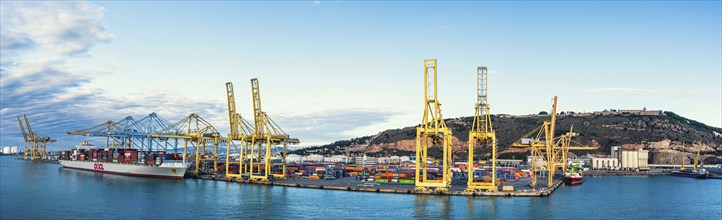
[290,111,722,163]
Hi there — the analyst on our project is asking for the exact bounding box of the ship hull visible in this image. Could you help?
[670,171,709,179]
[565,176,584,185]
[59,160,188,180]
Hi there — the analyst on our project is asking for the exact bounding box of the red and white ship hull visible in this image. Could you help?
[59,160,189,180]
[564,173,584,185]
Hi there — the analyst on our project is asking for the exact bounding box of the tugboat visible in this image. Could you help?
[564,163,584,185]
[670,149,709,179]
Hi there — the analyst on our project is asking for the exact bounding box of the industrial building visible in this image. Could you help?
[286,154,303,163]
[324,155,350,163]
[497,159,523,167]
[611,146,620,159]
[597,145,649,171]
[2,146,19,155]
[620,149,649,171]
[591,158,619,170]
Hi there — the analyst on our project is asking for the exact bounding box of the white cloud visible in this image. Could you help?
[0,1,239,150]
[273,108,401,147]
[0,1,116,148]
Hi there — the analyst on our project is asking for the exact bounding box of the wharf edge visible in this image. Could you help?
[193,175,565,197]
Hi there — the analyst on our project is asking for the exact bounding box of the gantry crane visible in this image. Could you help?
[555,125,596,173]
[510,97,596,188]
[415,59,453,192]
[150,113,222,175]
[225,82,255,179]
[68,113,183,152]
[510,96,558,188]
[466,66,498,192]
[247,78,299,181]
[17,114,55,160]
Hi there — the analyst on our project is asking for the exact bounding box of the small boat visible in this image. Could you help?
[564,163,584,185]
[565,172,584,185]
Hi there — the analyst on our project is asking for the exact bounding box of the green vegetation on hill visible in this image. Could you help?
[290,112,722,158]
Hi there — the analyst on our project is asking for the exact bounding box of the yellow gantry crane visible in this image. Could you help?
[17,114,55,160]
[466,66,498,192]
[511,97,596,188]
[510,96,558,188]
[149,113,222,175]
[247,78,299,181]
[555,125,596,173]
[225,82,255,179]
[415,59,453,192]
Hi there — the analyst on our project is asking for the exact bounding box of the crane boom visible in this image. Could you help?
[226,82,240,139]
[24,114,36,141]
[17,116,30,142]
[251,78,264,133]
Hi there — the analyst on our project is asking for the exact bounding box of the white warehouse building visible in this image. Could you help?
[324,155,349,163]
[620,149,649,171]
[305,154,324,162]
[286,154,303,163]
[591,157,619,170]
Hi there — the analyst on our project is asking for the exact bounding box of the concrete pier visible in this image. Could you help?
[194,174,566,197]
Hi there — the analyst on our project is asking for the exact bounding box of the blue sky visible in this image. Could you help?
[1,1,720,150]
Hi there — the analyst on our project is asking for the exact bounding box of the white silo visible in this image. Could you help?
[2,146,10,154]
[11,146,18,154]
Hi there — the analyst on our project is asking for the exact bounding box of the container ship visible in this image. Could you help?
[58,141,190,180]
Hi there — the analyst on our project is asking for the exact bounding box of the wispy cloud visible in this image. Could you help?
[272,109,400,146]
[0,2,231,150]
[584,87,661,95]
[0,1,114,148]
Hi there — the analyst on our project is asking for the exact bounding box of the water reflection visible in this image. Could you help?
[467,196,500,219]
[414,195,429,217]
[440,195,451,220]
[412,194,453,219]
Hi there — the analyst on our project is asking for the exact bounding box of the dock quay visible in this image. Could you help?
[192,175,565,197]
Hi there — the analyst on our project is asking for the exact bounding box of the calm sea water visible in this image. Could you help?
[1,157,720,219]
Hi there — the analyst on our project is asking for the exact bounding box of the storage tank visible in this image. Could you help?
[11,146,18,154]
[2,146,10,154]
[306,154,324,162]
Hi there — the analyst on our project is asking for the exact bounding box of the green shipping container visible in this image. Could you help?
[400,179,415,185]
[375,179,389,183]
